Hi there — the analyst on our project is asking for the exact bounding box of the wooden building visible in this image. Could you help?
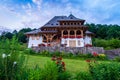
[25,14,93,48]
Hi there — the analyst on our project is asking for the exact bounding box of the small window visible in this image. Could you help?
[64,23,66,25]
[71,23,73,25]
[65,40,67,44]
[78,40,81,45]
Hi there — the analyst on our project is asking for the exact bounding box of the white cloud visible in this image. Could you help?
[32,0,42,10]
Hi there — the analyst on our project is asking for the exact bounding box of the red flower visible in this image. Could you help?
[93,52,98,57]
[51,56,56,61]
[57,57,62,60]
[51,57,56,61]
[86,60,91,62]
[62,61,65,66]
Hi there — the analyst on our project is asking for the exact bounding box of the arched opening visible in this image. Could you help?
[76,30,81,35]
[42,35,47,42]
[52,35,58,42]
[63,30,68,35]
[70,30,75,35]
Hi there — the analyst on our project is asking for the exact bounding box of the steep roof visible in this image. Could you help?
[25,29,58,35]
[43,16,67,27]
[85,31,94,34]
[25,29,41,35]
[43,14,85,27]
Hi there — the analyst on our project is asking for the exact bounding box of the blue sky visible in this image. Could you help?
[0,0,120,30]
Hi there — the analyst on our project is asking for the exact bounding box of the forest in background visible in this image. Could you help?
[1,23,120,49]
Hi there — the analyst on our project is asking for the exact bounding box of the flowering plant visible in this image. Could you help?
[62,35,69,38]
[76,35,82,38]
[92,52,98,57]
[69,35,75,38]
[51,55,65,72]
[85,44,92,47]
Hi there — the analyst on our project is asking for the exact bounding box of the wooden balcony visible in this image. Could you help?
[62,35,83,38]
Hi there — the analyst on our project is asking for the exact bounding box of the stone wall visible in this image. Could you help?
[32,47,104,54]
[105,48,120,59]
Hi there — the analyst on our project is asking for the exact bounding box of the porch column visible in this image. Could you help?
[68,30,70,38]
[81,30,83,37]
[61,30,63,37]
[75,30,76,38]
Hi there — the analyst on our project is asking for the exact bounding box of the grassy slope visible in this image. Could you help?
[26,55,89,73]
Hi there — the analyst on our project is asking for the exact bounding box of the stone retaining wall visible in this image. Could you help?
[32,47,104,54]
[105,48,120,59]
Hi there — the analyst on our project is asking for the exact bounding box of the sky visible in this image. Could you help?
[0,0,120,31]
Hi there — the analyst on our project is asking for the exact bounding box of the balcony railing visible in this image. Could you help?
[62,35,83,38]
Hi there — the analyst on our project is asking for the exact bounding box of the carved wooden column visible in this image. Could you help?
[75,30,76,38]
[68,30,70,37]
[81,30,83,37]
[61,30,63,37]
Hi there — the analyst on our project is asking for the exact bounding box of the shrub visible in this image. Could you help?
[0,36,26,80]
[89,62,120,80]
[27,65,41,80]
[40,50,50,56]
[86,53,93,58]
[58,72,71,80]
[40,61,58,80]
[98,53,107,60]
[114,56,120,62]
[24,48,37,55]
[75,71,93,80]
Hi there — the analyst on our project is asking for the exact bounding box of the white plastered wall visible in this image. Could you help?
[84,35,92,45]
[61,38,84,47]
[28,35,43,48]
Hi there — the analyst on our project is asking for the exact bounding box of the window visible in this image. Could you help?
[68,23,69,25]
[76,30,81,35]
[78,40,81,45]
[63,30,68,35]
[70,30,75,35]
[64,23,66,25]
[65,40,67,44]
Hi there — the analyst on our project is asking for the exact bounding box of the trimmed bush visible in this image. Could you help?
[75,71,93,80]
[89,62,120,80]
[114,56,120,62]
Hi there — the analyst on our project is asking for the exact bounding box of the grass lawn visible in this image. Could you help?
[26,55,108,73]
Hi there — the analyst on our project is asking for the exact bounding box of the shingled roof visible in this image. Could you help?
[43,14,85,27]
[85,30,94,35]
[25,29,41,35]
